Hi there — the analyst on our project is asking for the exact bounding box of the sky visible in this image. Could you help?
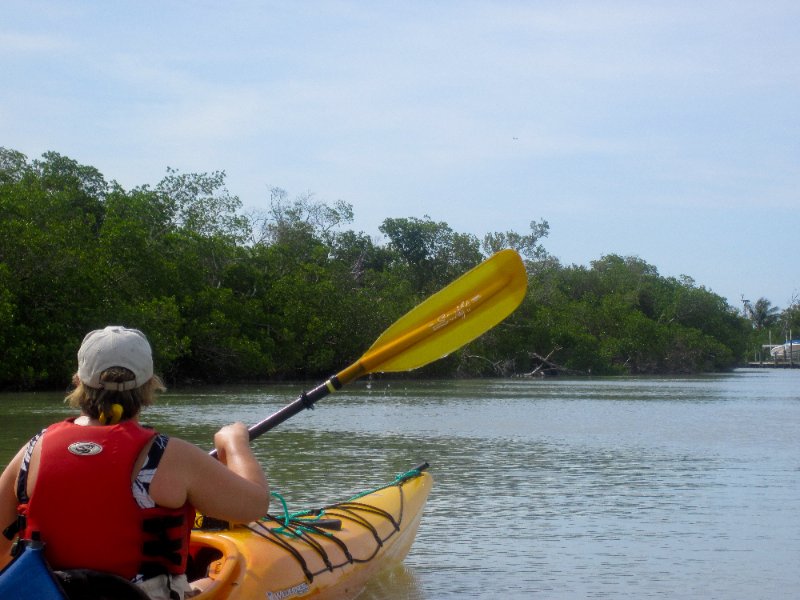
[3,1,798,310]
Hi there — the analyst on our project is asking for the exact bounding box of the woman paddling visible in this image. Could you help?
[0,326,270,599]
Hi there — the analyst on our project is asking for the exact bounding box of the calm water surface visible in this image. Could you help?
[1,369,798,598]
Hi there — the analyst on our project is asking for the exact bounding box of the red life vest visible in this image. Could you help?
[18,419,195,580]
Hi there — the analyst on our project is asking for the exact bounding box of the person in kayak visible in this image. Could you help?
[0,325,270,600]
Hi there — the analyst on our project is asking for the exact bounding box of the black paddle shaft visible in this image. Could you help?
[208,376,342,458]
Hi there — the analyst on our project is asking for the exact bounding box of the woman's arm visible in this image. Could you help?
[212,423,269,494]
[150,423,270,524]
[0,448,25,567]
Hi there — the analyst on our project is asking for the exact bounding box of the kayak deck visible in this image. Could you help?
[188,465,433,600]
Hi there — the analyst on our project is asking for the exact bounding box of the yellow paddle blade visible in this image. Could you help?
[237,249,527,443]
[337,249,527,382]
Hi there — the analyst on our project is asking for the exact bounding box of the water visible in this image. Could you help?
[1,369,798,598]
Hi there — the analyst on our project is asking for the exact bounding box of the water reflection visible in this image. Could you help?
[359,565,424,600]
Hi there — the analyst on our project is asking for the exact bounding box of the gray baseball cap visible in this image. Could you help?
[77,326,153,391]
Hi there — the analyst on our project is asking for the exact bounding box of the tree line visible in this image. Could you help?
[0,148,791,390]
[741,297,800,362]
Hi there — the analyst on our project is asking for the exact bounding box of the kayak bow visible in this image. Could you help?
[189,466,432,600]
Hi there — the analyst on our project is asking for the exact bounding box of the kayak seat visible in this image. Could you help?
[185,545,223,581]
[186,532,243,599]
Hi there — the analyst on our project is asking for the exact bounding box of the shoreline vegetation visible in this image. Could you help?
[1,148,796,390]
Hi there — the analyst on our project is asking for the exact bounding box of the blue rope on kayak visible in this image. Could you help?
[349,463,428,500]
[271,492,334,538]
[268,462,428,539]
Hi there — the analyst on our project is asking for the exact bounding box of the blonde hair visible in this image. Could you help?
[66,367,166,422]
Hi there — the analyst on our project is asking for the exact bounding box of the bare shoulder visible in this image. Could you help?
[158,436,250,490]
[159,436,269,523]
[161,436,209,463]
[156,436,224,486]
[149,436,214,508]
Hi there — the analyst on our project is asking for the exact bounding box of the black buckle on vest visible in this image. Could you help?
[141,515,186,569]
[142,539,182,566]
[3,514,25,545]
[142,515,184,534]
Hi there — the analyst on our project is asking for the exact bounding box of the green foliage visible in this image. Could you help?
[379,216,482,296]
[739,296,796,361]
[742,297,780,330]
[0,148,754,389]
[781,302,800,337]
[513,255,748,375]
[482,219,550,262]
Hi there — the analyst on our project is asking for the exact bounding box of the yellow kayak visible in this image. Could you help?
[188,465,432,600]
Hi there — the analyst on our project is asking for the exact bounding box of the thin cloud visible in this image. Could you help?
[2,0,798,305]
[0,31,74,54]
